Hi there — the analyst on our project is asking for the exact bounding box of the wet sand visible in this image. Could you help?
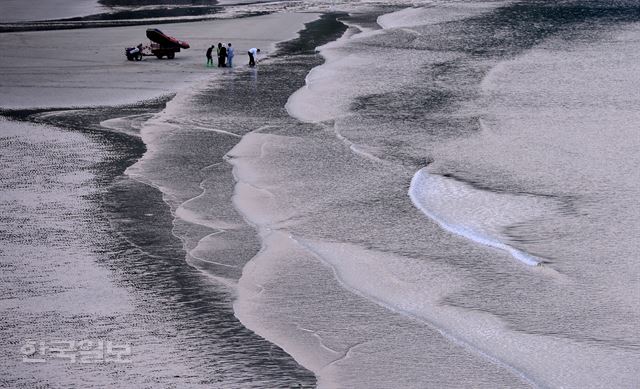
[0,12,319,108]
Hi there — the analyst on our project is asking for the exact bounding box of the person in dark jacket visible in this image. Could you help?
[218,42,227,67]
[206,45,214,67]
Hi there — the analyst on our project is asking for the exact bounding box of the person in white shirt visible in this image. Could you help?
[248,47,260,67]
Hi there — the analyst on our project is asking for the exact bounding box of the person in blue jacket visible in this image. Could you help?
[227,43,234,67]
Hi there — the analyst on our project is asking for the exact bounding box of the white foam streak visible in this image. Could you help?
[409,168,550,267]
[285,21,383,124]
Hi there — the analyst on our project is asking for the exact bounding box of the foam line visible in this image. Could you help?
[409,168,542,267]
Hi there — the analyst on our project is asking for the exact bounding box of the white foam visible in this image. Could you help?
[284,29,360,123]
[100,114,153,137]
[409,168,549,267]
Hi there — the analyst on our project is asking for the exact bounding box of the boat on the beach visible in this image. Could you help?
[126,29,190,60]
[146,28,190,50]
[145,28,189,59]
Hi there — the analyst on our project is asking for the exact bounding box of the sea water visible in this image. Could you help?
[230,1,640,387]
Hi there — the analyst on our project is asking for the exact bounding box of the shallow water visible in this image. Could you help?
[0,111,316,387]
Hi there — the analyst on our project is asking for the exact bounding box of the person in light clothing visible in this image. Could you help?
[227,43,234,67]
[248,47,260,67]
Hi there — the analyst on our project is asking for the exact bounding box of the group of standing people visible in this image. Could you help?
[206,43,260,68]
[206,43,232,67]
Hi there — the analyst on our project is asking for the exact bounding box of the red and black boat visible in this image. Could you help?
[144,28,190,59]
[125,29,190,61]
[146,28,189,48]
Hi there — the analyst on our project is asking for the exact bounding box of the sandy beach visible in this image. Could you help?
[0,12,321,108]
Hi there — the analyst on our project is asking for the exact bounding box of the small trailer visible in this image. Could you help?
[125,29,190,60]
